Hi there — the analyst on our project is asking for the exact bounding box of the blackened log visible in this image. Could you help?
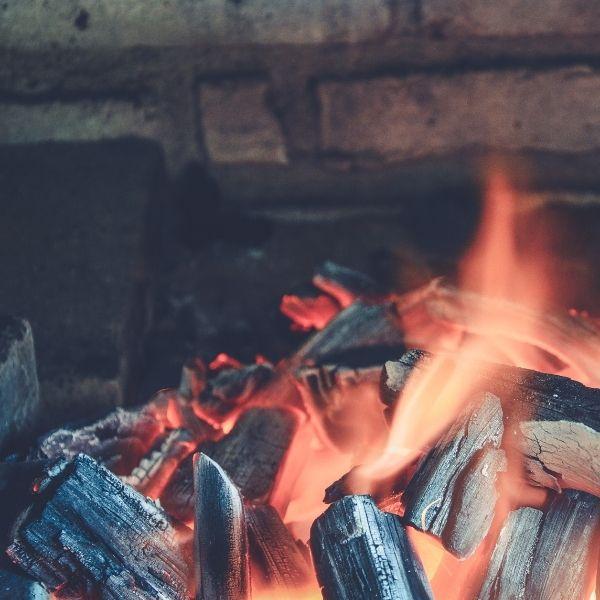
[403,393,506,558]
[313,261,380,306]
[199,363,275,418]
[161,407,297,521]
[383,350,600,496]
[121,428,196,498]
[296,301,405,366]
[7,454,189,599]
[0,316,40,451]
[194,453,249,600]
[479,491,600,600]
[310,495,433,600]
[246,504,312,592]
[295,364,385,451]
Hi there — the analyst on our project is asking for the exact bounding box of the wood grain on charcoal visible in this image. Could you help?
[383,350,600,497]
[403,393,506,558]
[194,453,249,600]
[310,495,433,600]
[246,504,312,591]
[7,454,189,599]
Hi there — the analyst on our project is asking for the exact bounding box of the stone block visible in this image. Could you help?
[319,66,600,160]
[198,80,287,164]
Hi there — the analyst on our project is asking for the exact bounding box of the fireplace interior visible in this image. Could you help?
[1,2,600,599]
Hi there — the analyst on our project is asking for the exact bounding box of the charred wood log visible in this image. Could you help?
[402,393,506,558]
[383,350,600,497]
[295,364,385,451]
[296,301,405,366]
[7,454,190,599]
[479,490,600,600]
[194,453,249,600]
[310,495,433,600]
[312,261,380,307]
[161,408,297,522]
[246,504,312,592]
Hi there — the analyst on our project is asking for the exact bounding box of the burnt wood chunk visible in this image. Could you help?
[161,407,297,521]
[0,316,40,451]
[194,453,249,600]
[403,393,506,558]
[383,350,600,497]
[246,504,312,592]
[310,495,433,600]
[295,364,385,451]
[296,301,405,365]
[313,261,380,305]
[7,454,189,599]
[479,491,600,600]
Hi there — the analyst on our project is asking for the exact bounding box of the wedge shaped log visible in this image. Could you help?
[7,454,189,599]
[194,453,249,600]
[310,495,433,600]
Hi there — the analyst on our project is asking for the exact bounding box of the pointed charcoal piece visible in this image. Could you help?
[477,507,544,600]
[7,454,189,599]
[403,392,506,558]
[310,495,433,600]
[313,261,380,305]
[246,504,312,592]
[383,350,600,497]
[525,490,600,599]
[296,301,405,365]
[194,453,249,600]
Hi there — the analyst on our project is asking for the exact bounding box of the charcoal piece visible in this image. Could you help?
[295,364,385,451]
[310,495,433,600]
[403,393,506,558]
[194,453,249,600]
[7,454,189,599]
[313,261,380,306]
[246,505,312,591]
[383,350,600,496]
[161,407,297,521]
[479,491,600,600]
[199,363,275,417]
[296,301,405,365]
[36,406,164,475]
[478,507,544,600]
[0,560,49,599]
[0,316,40,451]
[178,357,207,400]
[121,428,196,498]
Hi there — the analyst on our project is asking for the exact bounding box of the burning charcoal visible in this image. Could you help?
[0,561,48,599]
[246,505,312,592]
[478,507,544,600]
[121,428,197,498]
[310,495,433,600]
[295,364,385,451]
[178,357,207,400]
[296,301,405,365]
[403,392,506,558]
[199,363,275,418]
[7,454,190,599]
[0,316,40,450]
[161,407,298,521]
[194,453,249,600]
[280,293,341,331]
[313,261,380,306]
[383,350,600,497]
[36,406,164,475]
[479,491,600,600]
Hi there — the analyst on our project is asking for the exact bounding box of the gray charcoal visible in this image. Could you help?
[0,317,40,451]
[403,393,506,558]
[194,453,249,600]
[313,261,380,304]
[7,454,189,599]
[310,495,433,600]
[246,504,312,591]
[0,562,49,599]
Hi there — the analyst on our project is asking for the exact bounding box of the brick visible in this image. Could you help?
[0,0,392,49]
[0,317,40,450]
[422,0,600,37]
[199,80,287,164]
[319,66,600,160]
